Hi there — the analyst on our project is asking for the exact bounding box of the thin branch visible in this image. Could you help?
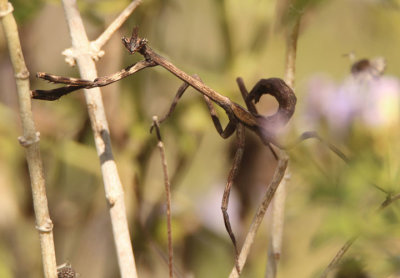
[266,13,301,278]
[92,0,142,51]
[319,237,357,278]
[229,148,289,278]
[266,172,290,278]
[284,16,301,89]
[379,192,400,210]
[152,116,174,278]
[61,0,139,277]
[0,1,57,278]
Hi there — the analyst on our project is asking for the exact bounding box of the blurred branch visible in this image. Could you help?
[152,116,174,278]
[92,0,142,52]
[229,148,289,278]
[266,172,290,278]
[284,15,301,88]
[266,12,301,278]
[319,237,357,278]
[0,1,58,278]
[61,0,139,277]
[62,0,142,66]
[320,190,400,278]
[379,192,400,210]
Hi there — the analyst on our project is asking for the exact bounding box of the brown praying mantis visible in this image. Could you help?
[32,27,347,274]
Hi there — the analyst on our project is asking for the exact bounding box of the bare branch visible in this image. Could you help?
[319,237,357,278]
[0,1,57,277]
[286,131,350,163]
[229,148,289,278]
[266,14,301,278]
[379,193,400,210]
[61,0,138,277]
[266,172,290,278]
[284,16,301,89]
[92,0,142,51]
[152,116,174,278]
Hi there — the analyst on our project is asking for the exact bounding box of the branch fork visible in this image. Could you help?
[0,1,12,17]
[62,44,105,66]
[35,219,54,233]
[61,0,142,66]
[18,131,40,147]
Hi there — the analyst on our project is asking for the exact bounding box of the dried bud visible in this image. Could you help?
[57,263,77,278]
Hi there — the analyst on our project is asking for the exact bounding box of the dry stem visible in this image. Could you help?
[92,0,142,51]
[61,0,139,277]
[152,116,174,278]
[0,1,57,277]
[229,148,289,278]
[266,15,301,278]
[319,237,357,278]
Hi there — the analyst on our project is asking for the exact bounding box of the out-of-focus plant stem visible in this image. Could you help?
[0,1,57,278]
[266,14,301,278]
[320,191,400,278]
[229,148,289,278]
[61,0,139,277]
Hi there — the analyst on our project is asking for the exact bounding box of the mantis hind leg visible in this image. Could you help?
[155,74,238,138]
[221,123,246,274]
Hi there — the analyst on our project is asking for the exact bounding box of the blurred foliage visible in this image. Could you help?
[1,0,400,277]
[9,0,45,23]
[335,258,369,278]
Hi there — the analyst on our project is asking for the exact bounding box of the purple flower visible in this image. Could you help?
[303,73,400,135]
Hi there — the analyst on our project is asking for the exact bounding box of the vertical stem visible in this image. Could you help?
[153,116,174,278]
[0,1,57,278]
[61,0,138,277]
[284,17,301,88]
[266,175,288,278]
[266,15,301,278]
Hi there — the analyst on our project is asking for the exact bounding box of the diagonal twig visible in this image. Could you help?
[229,148,289,278]
[379,193,400,210]
[92,0,142,51]
[319,237,358,278]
